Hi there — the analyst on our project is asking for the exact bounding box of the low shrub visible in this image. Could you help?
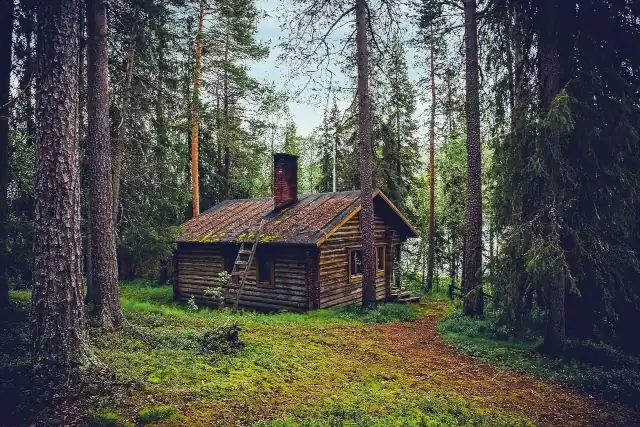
[82,409,134,427]
[437,309,640,407]
[339,303,419,323]
[138,405,182,425]
[198,322,245,355]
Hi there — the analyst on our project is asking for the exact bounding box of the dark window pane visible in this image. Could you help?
[377,247,384,271]
[350,250,362,276]
[258,258,271,283]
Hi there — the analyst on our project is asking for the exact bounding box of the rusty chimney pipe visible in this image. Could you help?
[273,153,298,210]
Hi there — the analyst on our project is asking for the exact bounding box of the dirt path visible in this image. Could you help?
[375,305,638,426]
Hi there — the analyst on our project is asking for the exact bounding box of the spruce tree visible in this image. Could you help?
[0,0,13,307]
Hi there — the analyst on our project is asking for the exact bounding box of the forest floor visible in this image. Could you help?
[2,281,639,426]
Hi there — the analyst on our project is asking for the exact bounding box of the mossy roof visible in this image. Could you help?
[176,190,417,245]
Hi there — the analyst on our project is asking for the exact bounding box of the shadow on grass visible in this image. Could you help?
[437,309,640,409]
[0,300,49,426]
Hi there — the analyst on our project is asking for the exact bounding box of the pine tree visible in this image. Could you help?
[0,0,13,307]
[462,0,483,316]
[190,0,205,216]
[283,122,300,156]
[356,0,376,309]
[85,0,123,328]
[426,32,436,292]
[32,0,92,373]
[378,36,419,214]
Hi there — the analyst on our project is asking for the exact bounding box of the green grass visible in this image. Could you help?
[82,409,134,427]
[119,279,420,326]
[138,405,183,425]
[89,281,527,424]
[251,393,532,427]
[7,279,635,425]
[437,309,640,407]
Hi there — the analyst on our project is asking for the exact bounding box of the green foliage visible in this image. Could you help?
[338,303,419,324]
[251,394,531,426]
[138,406,182,425]
[490,0,640,352]
[376,36,420,218]
[437,310,640,406]
[83,409,134,427]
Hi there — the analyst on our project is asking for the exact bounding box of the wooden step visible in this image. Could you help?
[235,260,248,266]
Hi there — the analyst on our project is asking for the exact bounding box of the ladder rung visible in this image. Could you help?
[232,271,243,276]
[238,250,252,255]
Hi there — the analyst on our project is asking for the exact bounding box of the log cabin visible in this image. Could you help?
[173,153,418,311]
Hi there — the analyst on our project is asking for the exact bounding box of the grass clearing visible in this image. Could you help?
[3,280,637,426]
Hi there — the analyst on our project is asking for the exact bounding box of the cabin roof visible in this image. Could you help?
[176,189,418,245]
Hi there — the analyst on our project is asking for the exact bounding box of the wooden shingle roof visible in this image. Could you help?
[176,190,417,245]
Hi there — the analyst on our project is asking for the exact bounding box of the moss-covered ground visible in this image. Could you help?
[2,280,637,426]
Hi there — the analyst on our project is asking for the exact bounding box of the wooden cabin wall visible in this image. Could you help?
[317,212,396,309]
[174,243,311,311]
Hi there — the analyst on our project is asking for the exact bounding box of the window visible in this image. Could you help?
[224,247,239,284]
[256,256,274,287]
[348,248,362,283]
[376,246,385,276]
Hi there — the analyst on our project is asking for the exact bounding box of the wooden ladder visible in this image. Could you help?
[231,219,266,311]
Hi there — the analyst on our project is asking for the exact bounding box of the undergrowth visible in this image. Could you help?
[5,280,636,425]
[252,393,532,427]
[437,309,640,407]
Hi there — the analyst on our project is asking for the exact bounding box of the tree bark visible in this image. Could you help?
[85,0,122,328]
[356,0,376,308]
[32,0,92,373]
[112,37,135,228]
[539,0,565,353]
[462,0,483,316]
[426,32,436,293]
[190,0,205,217]
[222,25,231,200]
[0,0,14,307]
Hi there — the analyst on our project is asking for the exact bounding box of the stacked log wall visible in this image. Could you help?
[175,243,310,311]
[318,212,394,308]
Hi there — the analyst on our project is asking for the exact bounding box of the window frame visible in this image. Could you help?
[347,247,363,284]
[255,255,275,288]
[376,245,386,276]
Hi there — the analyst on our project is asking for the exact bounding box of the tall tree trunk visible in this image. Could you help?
[426,33,436,293]
[356,0,376,308]
[0,0,13,307]
[539,0,565,353]
[190,0,204,217]
[222,25,231,200]
[85,0,122,328]
[462,0,483,316]
[112,37,135,227]
[32,0,92,373]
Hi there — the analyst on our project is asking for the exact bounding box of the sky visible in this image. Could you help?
[249,0,335,136]
[247,0,435,138]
